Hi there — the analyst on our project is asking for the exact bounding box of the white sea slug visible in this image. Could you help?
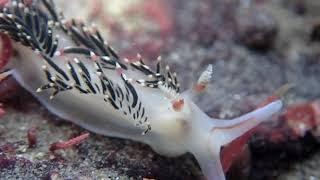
[0,1,282,179]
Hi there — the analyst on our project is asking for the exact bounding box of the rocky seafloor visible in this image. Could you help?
[1,0,320,179]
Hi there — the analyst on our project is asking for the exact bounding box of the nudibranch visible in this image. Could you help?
[0,1,282,179]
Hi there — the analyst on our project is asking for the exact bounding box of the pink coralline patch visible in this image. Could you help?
[0,0,8,7]
[284,101,320,137]
[253,100,320,146]
[88,0,174,60]
[142,0,174,37]
[254,99,320,145]
[0,155,31,170]
[0,33,12,68]
[89,0,103,19]
[0,156,16,169]
[0,143,16,154]
[0,144,26,170]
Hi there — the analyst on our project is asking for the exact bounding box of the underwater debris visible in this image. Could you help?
[27,127,37,148]
[49,133,90,152]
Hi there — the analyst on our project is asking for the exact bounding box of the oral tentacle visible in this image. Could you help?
[210,100,283,147]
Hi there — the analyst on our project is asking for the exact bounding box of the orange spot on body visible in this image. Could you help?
[172,99,184,112]
[194,83,206,93]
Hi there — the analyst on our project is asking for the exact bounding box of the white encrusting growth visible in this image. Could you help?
[0,1,283,180]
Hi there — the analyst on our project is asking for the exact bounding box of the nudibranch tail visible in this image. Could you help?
[189,100,282,180]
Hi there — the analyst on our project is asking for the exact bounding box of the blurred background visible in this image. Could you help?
[1,0,320,179]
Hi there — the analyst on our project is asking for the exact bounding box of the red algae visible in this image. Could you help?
[0,34,12,69]
[142,0,174,37]
[49,133,90,152]
[285,101,320,137]
[221,129,253,173]
[0,156,15,169]
[27,127,37,148]
[0,0,8,7]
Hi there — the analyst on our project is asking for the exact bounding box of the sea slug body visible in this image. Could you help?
[0,1,283,180]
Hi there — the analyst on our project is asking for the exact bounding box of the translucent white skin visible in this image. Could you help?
[3,19,283,180]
